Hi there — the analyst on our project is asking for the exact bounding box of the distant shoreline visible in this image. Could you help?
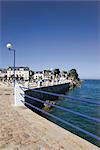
[81,79,100,80]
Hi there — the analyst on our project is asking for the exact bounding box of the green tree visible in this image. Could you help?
[53,69,60,78]
[4,75,7,81]
[16,74,19,80]
[67,69,80,81]
[29,70,34,81]
[62,70,67,78]
[44,70,52,79]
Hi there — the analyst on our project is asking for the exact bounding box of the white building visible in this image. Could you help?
[43,70,53,80]
[0,69,7,79]
[34,71,44,80]
[7,67,30,80]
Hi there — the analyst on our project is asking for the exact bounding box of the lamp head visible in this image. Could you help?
[6,43,13,50]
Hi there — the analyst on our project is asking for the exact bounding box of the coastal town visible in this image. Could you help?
[0,67,80,88]
[0,67,99,150]
[1,0,99,149]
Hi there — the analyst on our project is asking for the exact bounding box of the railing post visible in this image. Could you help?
[37,80,40,88]
[14,81,25,106]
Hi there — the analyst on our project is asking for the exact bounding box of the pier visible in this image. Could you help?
[0,83,99,150]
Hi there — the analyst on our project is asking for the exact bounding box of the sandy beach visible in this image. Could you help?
[0,84,99,150]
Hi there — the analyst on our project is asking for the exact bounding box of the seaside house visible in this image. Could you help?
[0,69,7,81]
[7,67,30,81]
[34,71,44,80]
[43,70,53,80]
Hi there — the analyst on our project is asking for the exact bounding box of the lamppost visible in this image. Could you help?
[6,43,16,87]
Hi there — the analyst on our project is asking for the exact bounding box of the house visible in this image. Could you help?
[34,71,44,80]
[43,70,53,80]
[0,69,7,78]
[7,67,30,81]
[61,71,68,78]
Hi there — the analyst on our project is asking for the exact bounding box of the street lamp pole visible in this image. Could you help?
[6,43,24,106]
[13,49,15,87]
[6,43,16,87]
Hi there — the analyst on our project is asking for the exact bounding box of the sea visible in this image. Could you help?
[46,80,100,147]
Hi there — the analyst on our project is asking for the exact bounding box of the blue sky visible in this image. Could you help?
[1,1,100,79]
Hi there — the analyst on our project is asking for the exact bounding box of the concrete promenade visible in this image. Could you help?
[0,85,99,150]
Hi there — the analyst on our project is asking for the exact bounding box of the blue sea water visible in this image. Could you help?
[47,80,100,147]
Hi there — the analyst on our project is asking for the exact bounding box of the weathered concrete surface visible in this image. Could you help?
[0,86,99,150]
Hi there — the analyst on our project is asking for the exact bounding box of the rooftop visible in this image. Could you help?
[7,67,30,71]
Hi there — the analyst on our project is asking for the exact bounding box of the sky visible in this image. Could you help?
[0,1,100,79]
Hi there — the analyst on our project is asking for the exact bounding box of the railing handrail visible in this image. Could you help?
[21,93,100,123]
[21,100,100,141]
[18,84,100,143]
[20,86,100,105]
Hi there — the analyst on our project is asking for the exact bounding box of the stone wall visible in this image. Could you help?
[25,83,70,109]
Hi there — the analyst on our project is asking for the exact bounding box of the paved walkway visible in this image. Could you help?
[0,86,99,150]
